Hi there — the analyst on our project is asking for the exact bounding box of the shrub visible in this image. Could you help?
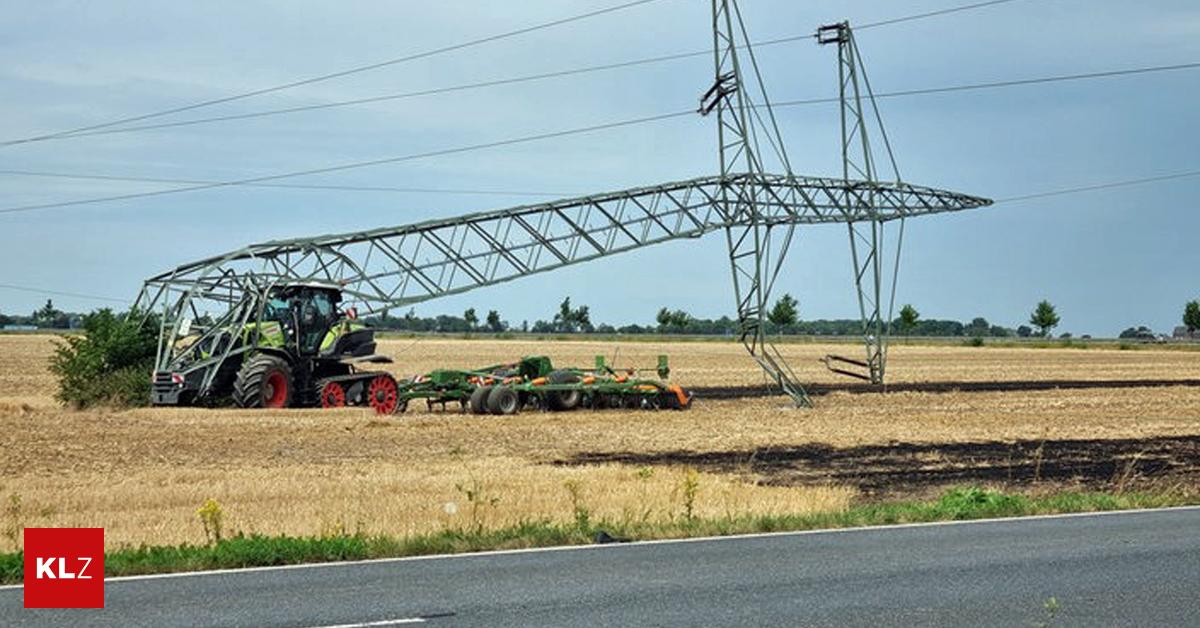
[49,309,158,408]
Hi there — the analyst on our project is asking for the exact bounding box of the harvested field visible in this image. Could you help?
[1,334,1198,549]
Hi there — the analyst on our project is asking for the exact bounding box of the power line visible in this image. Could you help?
[1,0,1029,147]
[0,111,694,215]
[0,282,128,304]
[34,49,726,141]
[858,0,1030,30]
[0,0,669,147]
[995,170,1200,203]
[3,59,1196,215]
[0,169,570,197]
[772,61,1200,107]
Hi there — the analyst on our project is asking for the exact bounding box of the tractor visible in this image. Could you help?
[151,281,401,412]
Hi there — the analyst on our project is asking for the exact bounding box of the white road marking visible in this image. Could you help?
[303,619,425,627]
[0,505,1196,591]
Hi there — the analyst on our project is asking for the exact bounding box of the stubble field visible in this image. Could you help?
[2,334,1198,549]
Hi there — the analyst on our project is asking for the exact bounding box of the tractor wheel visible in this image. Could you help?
[319,381,347,408]
[233,354,292,409]
[367,374,400,415]
[546,370,581,411]
[486,386,520,415]
[469,386,493,415]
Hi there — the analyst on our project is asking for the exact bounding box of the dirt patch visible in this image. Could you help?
[555,435,1200,498]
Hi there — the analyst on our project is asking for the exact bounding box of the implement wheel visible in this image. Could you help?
[486,386,520,415]
[469,385,493,415]
[233,354,292,409]
[546,370,581,411]
[367,374,400,415]
[319,381,347,408]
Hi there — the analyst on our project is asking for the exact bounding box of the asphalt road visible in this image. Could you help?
[4,507,1198,627]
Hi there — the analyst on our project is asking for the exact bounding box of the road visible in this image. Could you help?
[4,507,1198,627]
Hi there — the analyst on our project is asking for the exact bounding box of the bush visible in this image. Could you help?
[49,309,158,408]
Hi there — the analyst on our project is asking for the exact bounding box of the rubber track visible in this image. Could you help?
[693,378,1200,400]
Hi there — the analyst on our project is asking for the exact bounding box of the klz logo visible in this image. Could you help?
[24,528,104,608]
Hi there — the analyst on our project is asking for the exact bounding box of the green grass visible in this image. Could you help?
[1,487,1194,585]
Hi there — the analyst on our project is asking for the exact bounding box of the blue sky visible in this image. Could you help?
[1,0,1197,336]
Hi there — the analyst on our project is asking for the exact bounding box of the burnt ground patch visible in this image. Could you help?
[693,379,1200,399]
[553,435,1200,498]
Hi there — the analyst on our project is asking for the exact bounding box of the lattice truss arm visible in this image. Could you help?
[137,173,988,317]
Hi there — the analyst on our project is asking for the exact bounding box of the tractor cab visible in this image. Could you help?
[262,283,344,356]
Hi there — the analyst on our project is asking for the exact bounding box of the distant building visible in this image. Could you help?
[1174,326,1196,340]
[2,324,37,331]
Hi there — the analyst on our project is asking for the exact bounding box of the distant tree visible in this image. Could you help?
[1016,325,1033,338]
[485,309,504,333]
[898,304,919,335]
[1119,326,1153,340]
[966,316,990,338]
[1029,300,1060,338]
[767,293,799,329]
[1184,300,1200,335]
[656,308,691,332]
[32,299,72,329]
[574,305,593,333]
[989,325,1011,338]
[520,320,529,333]
[552,297,592,333]
[463,308,478,331]
[656,307,673,330]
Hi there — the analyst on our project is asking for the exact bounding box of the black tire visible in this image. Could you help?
[469,385,493,415]
[546,370,582,411]
[486,386,520,415]
[233,354,293,409]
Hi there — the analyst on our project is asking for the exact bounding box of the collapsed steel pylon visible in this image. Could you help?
[134,3,991,406]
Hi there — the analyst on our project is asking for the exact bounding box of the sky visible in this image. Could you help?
[0,0,1197,336]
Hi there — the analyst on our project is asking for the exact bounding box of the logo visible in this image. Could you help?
[23,528,104,609]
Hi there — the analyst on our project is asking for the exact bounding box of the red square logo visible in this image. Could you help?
[23,528,104,609]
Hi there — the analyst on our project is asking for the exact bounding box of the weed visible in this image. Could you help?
[197,498,225,544]
[635,467,655,523]
[562,479,591,532]
[454,477,500,533]
[1032,440,1046,484]
[680,468,700,522]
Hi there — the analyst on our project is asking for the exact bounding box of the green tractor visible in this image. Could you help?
[151,281,401,413]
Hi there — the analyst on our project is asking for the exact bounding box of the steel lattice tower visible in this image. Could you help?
[135,2,991,407]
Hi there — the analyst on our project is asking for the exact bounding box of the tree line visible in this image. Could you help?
[365,295,1197,339]
[6,296,1200,339]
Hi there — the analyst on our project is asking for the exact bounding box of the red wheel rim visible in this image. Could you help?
[320,382,346,408]
[367,375,398,415]
[264,371,288,408]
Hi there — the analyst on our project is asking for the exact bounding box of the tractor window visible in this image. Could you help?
[264,298,290,322]
[310,292,335,318]
[298,290,338,354]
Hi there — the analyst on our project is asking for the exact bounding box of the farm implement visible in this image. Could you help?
[356,354,692,415]
[147,279,690,415]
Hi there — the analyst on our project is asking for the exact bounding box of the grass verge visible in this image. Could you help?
[1,486,1195,585]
